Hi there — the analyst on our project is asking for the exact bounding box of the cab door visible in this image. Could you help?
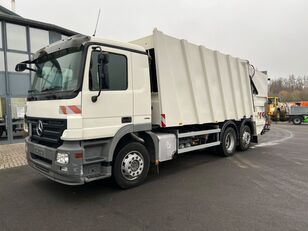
[81,45,133,140]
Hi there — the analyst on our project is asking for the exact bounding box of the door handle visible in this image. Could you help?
[121,117,132,123]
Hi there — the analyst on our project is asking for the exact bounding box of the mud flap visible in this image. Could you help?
[251,135,258,144]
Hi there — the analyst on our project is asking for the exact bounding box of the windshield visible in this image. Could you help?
[30,48,82,94]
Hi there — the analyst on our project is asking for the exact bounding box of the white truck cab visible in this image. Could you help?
[17,30,268,188]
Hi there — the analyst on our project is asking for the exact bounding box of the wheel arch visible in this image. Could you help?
[240,119,255,136]
[108,125,156,164]
[220,120,238,141]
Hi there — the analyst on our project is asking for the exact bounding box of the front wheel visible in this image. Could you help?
[113,142,150,189]
[218,127,237,157]
[238,125,251,151]
[292,116,302,125]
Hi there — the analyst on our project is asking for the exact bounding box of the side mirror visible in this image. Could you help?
[91,52,110,103]
[98,52,109,65]
[15,63,27,72]
[98,52,110,89]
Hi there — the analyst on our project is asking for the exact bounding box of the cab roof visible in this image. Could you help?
[30,34,146,61]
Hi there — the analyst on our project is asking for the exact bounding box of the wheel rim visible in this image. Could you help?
[121,151,144,181]
[242,131,251,146]
[225,132,235,152]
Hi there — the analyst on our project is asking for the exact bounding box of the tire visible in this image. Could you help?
[113,142,150,189]
[276,111,280,121]
[292,116,302,125]
[238,125,251,151]
[218,127,237,157]
[280,110,286,121]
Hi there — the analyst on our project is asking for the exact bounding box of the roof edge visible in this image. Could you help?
[0,13,77,36]
[0,5,21,17]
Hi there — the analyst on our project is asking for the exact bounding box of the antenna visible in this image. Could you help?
[93,8,101,37]
[11,0,16,12]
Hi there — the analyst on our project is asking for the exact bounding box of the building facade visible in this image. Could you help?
[0,6,76,144]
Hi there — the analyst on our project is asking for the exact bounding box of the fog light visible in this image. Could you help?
[56,153,69,164]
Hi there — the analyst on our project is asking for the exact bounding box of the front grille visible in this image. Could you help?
[28,117,67,148]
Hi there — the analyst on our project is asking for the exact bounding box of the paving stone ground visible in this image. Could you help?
[0,143,26,170]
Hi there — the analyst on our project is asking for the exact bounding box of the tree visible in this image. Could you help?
[268,75,308,101]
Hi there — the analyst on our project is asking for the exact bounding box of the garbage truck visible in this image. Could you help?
[16,29,268,188]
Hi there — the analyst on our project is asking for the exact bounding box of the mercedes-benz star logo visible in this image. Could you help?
[36,120,43,136]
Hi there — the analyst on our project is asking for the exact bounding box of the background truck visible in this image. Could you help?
[288,106,308,125]
[16,29,268,188]
[0,98,26,137]
[293,101,308,107]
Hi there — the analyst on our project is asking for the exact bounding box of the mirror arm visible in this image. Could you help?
[92,47,110,103]
[26,67,37,72]
[92,63,102,103]
[91,47,103,103]
[91,90,101,103]
[91,75,102,102]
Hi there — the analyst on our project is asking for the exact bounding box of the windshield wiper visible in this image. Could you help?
[41,86,63,92]
[28,89,39,93]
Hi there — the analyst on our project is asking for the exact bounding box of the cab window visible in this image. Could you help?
[89,51,127,91]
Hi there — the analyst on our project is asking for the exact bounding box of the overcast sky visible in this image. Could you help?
[1,0,307,78]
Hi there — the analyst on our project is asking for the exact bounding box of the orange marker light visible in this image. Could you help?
[75,153,83,159]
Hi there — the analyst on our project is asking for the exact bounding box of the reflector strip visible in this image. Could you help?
[59,105,82,114]
[60,106,67,114]
[161,114,166,128]
[68,105,81,114]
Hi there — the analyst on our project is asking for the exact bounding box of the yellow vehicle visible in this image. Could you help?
[267,97,287,121]
[267,97,278,117]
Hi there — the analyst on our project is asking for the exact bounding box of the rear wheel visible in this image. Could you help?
[113,142,150,189]
[292,116,302,125]
[218,127,237,157]
[238,125,251,151]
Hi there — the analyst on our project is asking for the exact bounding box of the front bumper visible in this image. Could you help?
[26,137,112,185]
[26,137,85,185]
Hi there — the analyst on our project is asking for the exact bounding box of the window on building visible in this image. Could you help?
[6,52,28,72]
[89,51,127,91]
[0,22,2,49]
[30,28,49,52]
[0,51,4,71]
[6,23,27,51]
[0,74,5,96]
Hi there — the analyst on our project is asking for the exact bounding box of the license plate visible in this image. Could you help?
[34,146,45,157]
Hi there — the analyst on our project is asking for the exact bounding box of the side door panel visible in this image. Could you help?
[81,46,133,140]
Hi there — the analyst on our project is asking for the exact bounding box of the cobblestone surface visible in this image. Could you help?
[0,143,26,170]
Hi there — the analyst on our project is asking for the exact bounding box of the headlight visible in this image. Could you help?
[56,153,69,164]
